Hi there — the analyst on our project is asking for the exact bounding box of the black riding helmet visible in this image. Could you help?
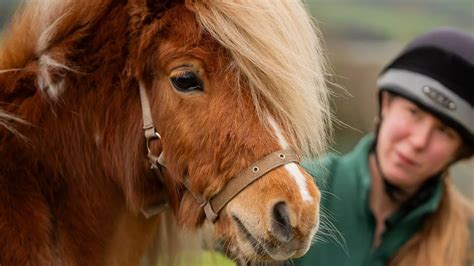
[374,28,474,204]
[377,27,474,153]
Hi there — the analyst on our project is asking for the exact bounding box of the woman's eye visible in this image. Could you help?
[437,126,452,136]
[170,72,203,92]
[408,107,419,115]
[439,127,448,134]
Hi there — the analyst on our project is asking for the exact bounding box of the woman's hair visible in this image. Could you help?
[456,142,474,161]
[389,177,474,266]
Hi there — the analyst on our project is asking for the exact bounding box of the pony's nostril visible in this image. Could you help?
[270,201,293,243]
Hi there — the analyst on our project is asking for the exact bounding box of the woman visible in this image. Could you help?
[296,28,473,266]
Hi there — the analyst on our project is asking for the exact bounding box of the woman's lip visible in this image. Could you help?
[396,151,418,166]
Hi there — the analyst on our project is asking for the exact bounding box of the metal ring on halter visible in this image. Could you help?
[146,131,161,155]
[145,130,163,169]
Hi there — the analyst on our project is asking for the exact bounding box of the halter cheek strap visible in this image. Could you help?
[137,81,300,222]
[138,81,166,168]
[138,81,169,218]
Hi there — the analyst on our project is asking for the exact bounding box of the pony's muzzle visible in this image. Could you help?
[231,197,318,261]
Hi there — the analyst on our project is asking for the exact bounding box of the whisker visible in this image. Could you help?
[0,68,26,74]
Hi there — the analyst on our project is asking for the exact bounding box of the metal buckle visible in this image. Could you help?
[145,130,163,169]
[146,131,161,156]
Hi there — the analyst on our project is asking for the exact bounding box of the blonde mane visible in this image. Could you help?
[192,0,332,157]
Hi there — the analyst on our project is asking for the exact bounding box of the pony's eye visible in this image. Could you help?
[170,71,203,92]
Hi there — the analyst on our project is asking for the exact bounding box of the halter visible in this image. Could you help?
[137,81,300,222]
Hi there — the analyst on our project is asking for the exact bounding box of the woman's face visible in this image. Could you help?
[376,93,462,191]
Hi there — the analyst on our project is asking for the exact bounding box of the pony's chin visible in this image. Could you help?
[229,232,308,263]
[216,218,311,264]
[217,239,272,264]
[229,246,296,265]
[234,243,306,263]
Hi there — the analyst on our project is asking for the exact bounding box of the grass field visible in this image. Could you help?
[156,251,236,266]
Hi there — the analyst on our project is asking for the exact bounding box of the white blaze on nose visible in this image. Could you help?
[266,116,312,202]
[266,115,290,149]
[284,163,312,202]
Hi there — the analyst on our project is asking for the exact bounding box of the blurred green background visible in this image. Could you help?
[1,1,472,265]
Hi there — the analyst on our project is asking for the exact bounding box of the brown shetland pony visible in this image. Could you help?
[0,0,331,265]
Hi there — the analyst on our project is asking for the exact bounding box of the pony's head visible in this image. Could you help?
[0,0,331,263]
[127,0,330,261]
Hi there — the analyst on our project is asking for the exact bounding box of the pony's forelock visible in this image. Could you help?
[192,0,332,157]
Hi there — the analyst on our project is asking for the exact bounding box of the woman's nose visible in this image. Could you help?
[409,122,432,150]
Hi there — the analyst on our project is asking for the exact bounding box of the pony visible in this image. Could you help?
[0,0,331,265]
